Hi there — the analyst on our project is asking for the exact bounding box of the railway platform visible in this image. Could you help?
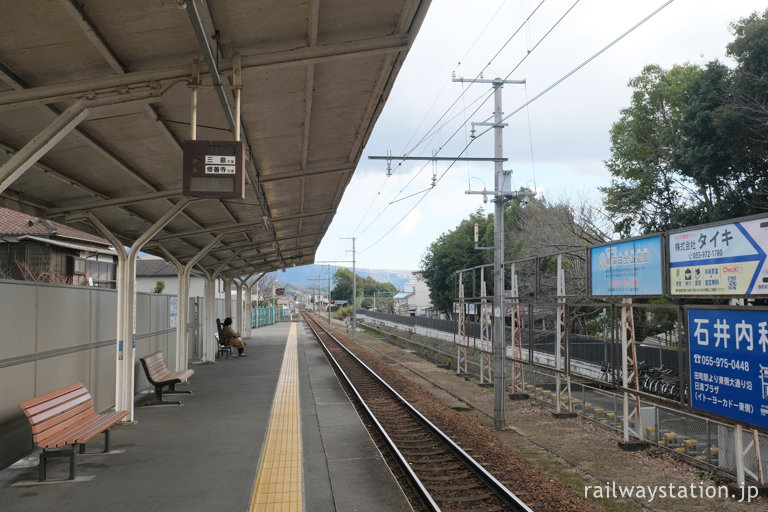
[0,321,411,512]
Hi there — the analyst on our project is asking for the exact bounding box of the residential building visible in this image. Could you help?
[395,272,433,316]
[0,207,117,287]
[135,254,226,299]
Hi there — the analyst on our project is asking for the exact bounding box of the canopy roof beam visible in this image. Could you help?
[0,34,411,110]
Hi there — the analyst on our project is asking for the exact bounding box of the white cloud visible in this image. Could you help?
[396,207,422,236]
[316,0,766,270]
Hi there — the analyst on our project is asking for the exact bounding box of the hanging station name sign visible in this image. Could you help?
[182,140,245,199]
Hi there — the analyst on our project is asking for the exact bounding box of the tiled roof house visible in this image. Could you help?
[0,207,117,287]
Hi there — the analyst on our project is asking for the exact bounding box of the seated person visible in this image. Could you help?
[221,317,247,357]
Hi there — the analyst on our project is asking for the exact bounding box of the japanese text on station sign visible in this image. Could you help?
[670,217,768,295]
[204,154,236,175]
[688,308,768,429]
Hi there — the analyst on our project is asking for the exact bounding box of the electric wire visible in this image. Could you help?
[400,0,548,160]
[388,88,494,203]
[353,88,495,244]
[356,2,557,253]
[491,0,677,137]
[356,88,495,249]
[359,0,676,254]
[350,2,551,254]
[501,0,582,81]
[457,0,508,67]
[351,86,491,239]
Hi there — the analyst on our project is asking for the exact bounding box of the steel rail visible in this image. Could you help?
[302,312,532,512]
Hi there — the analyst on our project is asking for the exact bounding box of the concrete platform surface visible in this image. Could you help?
[0,321,410,512]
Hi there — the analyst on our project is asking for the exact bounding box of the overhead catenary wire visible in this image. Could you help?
[357,2,560,253]
[356,88,495,249]
[388,88,494,202]
[351,2,553,252]
[359,0,677,254]
[401,0,549,160]
[489,0,678,137]
[351,86,493,239]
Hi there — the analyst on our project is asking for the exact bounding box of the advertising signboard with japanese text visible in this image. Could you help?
[590,236,663,296]
[688,308,768,429]
[670,217,768,295]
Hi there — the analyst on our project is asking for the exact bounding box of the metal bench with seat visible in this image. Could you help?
[139,351,194,405]
[18,382,129,481]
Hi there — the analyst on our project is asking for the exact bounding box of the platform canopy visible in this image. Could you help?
[0,0,430,277]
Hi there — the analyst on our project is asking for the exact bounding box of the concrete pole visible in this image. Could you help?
[491,79,506,430]
[352,237,357,338]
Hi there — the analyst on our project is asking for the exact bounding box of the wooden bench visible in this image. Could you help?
[216,318,232,359]
[139,351,194,405]
[18,382,128,481]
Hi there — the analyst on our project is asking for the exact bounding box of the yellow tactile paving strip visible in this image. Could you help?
[250,323,302,511]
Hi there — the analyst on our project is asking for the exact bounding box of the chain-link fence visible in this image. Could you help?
[358,310,768,485]
[524,366,767,481]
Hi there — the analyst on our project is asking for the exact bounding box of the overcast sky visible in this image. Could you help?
[314,0,766,273]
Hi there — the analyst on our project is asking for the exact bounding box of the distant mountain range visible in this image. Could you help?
[274,264,414,291]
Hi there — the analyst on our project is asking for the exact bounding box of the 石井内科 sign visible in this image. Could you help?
[688,307,768,429]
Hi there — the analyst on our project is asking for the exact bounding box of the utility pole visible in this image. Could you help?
[327,264,331,325]
[310,267,332,324]
[369,77,532,430]
[455,76,527,430]
[341,237,357,339]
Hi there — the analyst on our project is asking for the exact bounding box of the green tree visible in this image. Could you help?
[330,268,397,305]
[152,280,165,294]
[601,63,702,236]
[330,267,357,303]
[728,9,768,140]
[420,197,607,317]
[420,209,491,317]
[602,11,768,236]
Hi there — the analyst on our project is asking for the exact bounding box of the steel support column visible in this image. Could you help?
[87,198,190,419]
[509,263,525,394]
[85,213,127,421]
[157,245,188,370]
[621,298,644,442]
[223,276,233,320]
[480,272,492,384]
[234,279,243,336]
[554,255,573,414]
[491,80,506,430]
[236,270,257,336]
[457,275,468,375]
[176,235,224,365]
[200,269,217,363]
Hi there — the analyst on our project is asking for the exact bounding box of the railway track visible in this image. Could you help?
[302,312,532,512]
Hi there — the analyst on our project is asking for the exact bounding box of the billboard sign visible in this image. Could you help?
[670,217,768,295]
[590,236,663,296]
[688,307,768,429]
